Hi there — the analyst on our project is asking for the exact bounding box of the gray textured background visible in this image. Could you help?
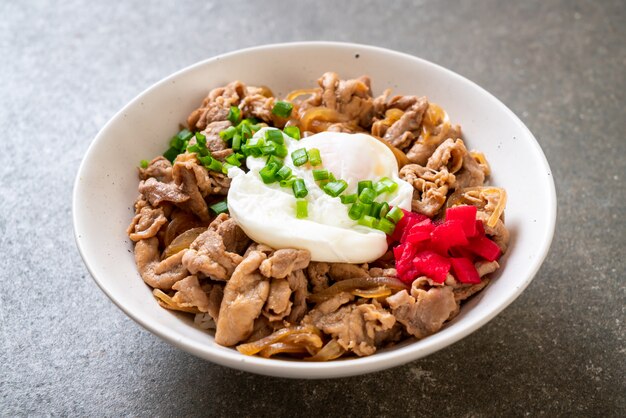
[1,0,625,416]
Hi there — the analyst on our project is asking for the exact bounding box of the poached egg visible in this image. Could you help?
[227,129,413,263]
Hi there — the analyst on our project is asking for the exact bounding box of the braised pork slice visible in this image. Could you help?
[199,120,233,154]
[399,164,456,217]
[307,302,396,356]
[386,284,457,339]
[172,157,211,222]
[138,177,189,207]
[328,263,370,281]
[259,249,311,279]
[307,262,330,293]
[240,94,278,125]
[263,278,292,322]
[426,138,467,174]
[214,217,251,255]
[134,237,188,290]
[382,96,429,150]
[182,229,243,281]
[139,156,173,183]
[215,251,270,346]
[127,206,167,241]
[286,269,309,324]
[406,122,462,165]
[171,275,210,312]
[318,72,374,127]
[187,81,247,131]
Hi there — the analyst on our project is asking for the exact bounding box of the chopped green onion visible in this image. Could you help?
[358,180,374,195]
[227,106,241,124]
[386,206,404,223]
[292,178,308,198]
[323,180,348,197]
[376,217,396,234]
[240,123,253,140]
[376,177,398,194]
[340,193,358,204]
[225,154,242,167]
[348,202,365,220]
[276,165,292,181]
[219,126,237,141]
[206,158,223,172]
[274,143,288,158]
[210,200,229,215]
[266,155,284,168]
[283,126,301,140]
[308,148,322,166]
[260,143,277,156]
[272,100,293,118]
[265,129,284,144]
[361,203,372,217]
[175,129,194,142]
[231,133,242,151]
[379,202,390,219]
[328,172,336,182]
[359,187,376,204]
[312,169,329,181]
[186,143,209,157]
[358,215,378,229]
[296,199,308,219]
[259,162,280,184]
[140,159,149,169]
[195,132,207,147]
[371,202,383,218]
[163,146,179,163]
[279,176,296,188]
[222,162,235,174]
[291,148,308,166]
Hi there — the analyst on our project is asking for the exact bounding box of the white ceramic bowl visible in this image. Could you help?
[73,42,556,379]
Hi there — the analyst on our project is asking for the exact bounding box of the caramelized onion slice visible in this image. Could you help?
[236,325,321,356]
[300,107,349,133]
[286,88,321,102]
[258,342,310,358]
[305,339,346,362]
[352,286,392,299]
[163,227,207,258]
[153,289,200,314]
[164,212,201,247]
[470,151,491,177]
[308,277,407,303]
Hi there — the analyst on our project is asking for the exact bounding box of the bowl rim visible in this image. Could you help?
[73,41,557,378]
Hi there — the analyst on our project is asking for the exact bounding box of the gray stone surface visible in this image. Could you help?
[1,0,624,415]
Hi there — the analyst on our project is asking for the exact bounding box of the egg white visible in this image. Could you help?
[227,128,413,263]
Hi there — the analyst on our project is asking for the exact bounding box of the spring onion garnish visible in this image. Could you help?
[296,199,308,219]
[260,143,276,156]
[283,126,301,140]
[227,106,241,124]
[272,100,293,118]
[292,178,308,198]
[361,203,372,217]
[210,200,229,215]
[348,202,365,220]
[379,202,390,219]
[370,202,383,218]
[308,148,322,166]
[376,217,396,234]
[225,153,243,167]
[266,155,283,168]
[323,180,348,197]
[274,143,288,158]
[198,155,223,172]
[140,159,149,169]
[358,215,378,229]
[163,129,193,162]
[375,177,398,194]
[259,162,280,184]
[279,176,296,188]
[220,126,237,141]
[358,180,373,195]
[265,129,284,144]
[291,148,308,166]
[340,193,358,204]
[276,165,292,181]
[386,206,404,223]
[231,133,242,151]
[312,169,329,181]
[358,187,376,204]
